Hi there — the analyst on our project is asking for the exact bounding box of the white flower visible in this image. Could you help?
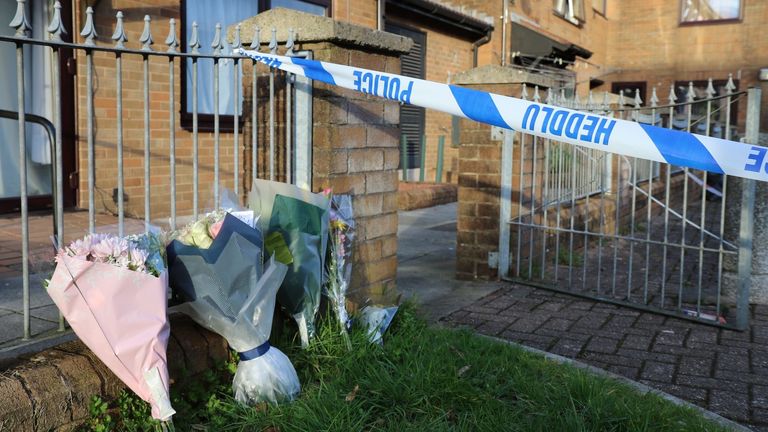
[129,246,149,270]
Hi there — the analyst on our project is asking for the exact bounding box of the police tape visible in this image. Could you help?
[236,49,767,183]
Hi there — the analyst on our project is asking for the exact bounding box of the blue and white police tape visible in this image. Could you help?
[236,49,767,183]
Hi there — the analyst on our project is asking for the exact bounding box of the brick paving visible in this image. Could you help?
[0,210,146,276]
[0,211,146,345]
[442,284,768,431]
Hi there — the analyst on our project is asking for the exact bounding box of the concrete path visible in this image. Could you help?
[397,202,767,431]
[396,203,500,321]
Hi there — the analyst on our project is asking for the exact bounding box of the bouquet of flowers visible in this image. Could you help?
[249,179,330,348]
[47,232,175,422]
[324,193,355,347]
[167,212,300,405]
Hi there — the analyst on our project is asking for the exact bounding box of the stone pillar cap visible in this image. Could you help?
[452,65,558,89]
[227,8,412,55]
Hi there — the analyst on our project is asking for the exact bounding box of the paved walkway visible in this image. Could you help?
[397,203,768,431]
[0,211,145,352]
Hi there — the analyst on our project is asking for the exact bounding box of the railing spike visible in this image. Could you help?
[520,83,529,100]
[285,28,295,55]
[633,88,643,108]
[686,81,696,103]
[111,11,128,49]
[587,90,594,109]
[269,28,277,54]
[668,84,677,104]
[139,15,153,51]
[545,88,553,105]
[602,90,609,109]
[618,89,625,107]
[165,18,179,53]
[80,6,97,46]
[189,21,200,54]
[10,0,31,38]
[705,77,716,98]
[533,86,541,103]
[232,24,242,50]
[650,86,659,107]
[573,92,581,109]
[725,73,736,94]
[249,26,261,50]
[47,0,67,41]
[559,88,566,107]
[211,23,223,55]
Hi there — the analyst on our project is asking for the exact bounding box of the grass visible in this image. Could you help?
[89,304,730,432]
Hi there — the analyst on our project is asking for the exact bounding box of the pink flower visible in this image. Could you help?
[67,238,92,258]
[208,220,224,239]
[91,236,115,262]
[322,188,333,197]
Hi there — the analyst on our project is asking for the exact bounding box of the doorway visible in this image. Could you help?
[0,0,76,213]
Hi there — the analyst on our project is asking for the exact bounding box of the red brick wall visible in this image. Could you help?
[70,3,401,303]
[333,0,379,29]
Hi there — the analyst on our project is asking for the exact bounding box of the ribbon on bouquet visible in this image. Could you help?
[236,48,767,183]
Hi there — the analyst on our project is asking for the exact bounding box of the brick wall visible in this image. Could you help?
[333,0,379,29]
[456,83,508,280]
[0,314,227,431]
[73,0,242,221]
[70,5,404,304]
[454,0,766,130]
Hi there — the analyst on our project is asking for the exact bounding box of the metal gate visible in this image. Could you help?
[498,83,761,330]
[0,0,312,353]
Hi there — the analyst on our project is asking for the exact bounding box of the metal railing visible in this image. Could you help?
[0,0,310,349]
[498,78,756,329]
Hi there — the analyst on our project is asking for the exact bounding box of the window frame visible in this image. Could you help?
[679,0,742,26]
[179,0,331,132]
[553,0,586,27]
[592,0,607,17]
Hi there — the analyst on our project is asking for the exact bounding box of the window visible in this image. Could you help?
[181,0,329,130]
[554,0,586,26]
[592,0,606,16]
[611,82,647,106]
[680,0,741,24]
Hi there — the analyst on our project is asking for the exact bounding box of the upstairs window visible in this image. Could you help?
[592,0,606,16]
[680,0,741,24]
[554,0,586,26]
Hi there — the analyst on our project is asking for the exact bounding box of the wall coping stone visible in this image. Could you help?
[0,314,228,431]
[228,8,413,55]
[452,65,557,88]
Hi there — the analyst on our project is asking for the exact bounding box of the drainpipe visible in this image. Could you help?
[377,0,385,30]
[501,0,509,66]
[472,30,493,68]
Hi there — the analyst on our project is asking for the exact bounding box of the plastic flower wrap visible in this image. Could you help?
[167,213,300,405]
[47,232,175,422]
[324,193,355,346]
[249,179,330,348]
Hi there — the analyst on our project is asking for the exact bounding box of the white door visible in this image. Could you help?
[0,0,54,201]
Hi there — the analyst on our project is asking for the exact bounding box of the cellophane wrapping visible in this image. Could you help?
[167,213,300,404]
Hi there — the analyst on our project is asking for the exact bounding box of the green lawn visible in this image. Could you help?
[90,304,731,432]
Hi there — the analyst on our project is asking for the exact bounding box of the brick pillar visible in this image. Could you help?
[454,83,511,280]
[452,66,553,280]
[234,9,412,305]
